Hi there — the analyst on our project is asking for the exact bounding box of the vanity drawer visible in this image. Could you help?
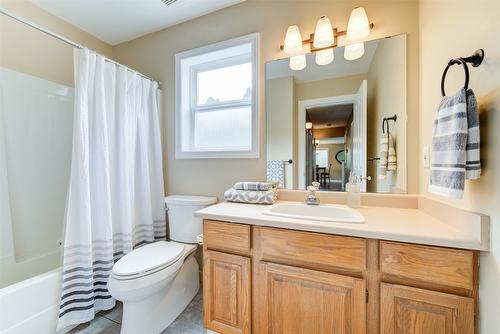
[259,227,366,272]
[380,241,475,290]
[203,220,251,255]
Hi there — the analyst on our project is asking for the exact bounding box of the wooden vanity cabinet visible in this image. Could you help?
[203,220,478,334]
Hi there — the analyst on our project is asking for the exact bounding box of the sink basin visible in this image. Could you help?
[262,203,365,223]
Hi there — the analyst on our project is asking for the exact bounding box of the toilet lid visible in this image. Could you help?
[112,241,185,278]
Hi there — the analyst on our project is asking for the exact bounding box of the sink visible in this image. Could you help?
[262,203,365,223]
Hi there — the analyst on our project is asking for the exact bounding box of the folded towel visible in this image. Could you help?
[224,187,278,205]
[429,88,468,199]
[266,160,285,187]
[234,181,277,191]
[465,89,481,179]
[378,133,397,179]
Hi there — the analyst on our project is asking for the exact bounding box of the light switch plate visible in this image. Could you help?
[423,145,430,168]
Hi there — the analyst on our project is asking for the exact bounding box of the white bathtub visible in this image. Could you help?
[0,268,74,334]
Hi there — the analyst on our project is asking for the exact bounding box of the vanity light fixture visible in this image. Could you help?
[344,42,365,60]
[283,25,303,54]
[280,8,373,69]
[315,48,334,66]
[289,54,307,71]
[313,16,334,49]
[283,25,307,70]
[346,7,370,41]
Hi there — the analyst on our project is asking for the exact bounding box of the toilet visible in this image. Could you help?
[108,195,217,334]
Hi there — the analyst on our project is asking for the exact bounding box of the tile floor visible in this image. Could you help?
[69,290,204,334]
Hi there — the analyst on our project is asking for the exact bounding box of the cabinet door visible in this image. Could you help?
[258,262,366,334]
[380,283,474,334]
[203,250,251,334]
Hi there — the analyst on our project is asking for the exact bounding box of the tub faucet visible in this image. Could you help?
[305,182,321,205]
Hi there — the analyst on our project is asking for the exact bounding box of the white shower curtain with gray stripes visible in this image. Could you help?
[57,48,165,329]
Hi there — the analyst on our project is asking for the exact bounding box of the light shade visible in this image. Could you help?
[344,42,365,60]
[313,16,334,48]
[305,122,313,130]
[283,25,303,54]
[315,48,334,66]
[289,54,307,71]
[314,139,320,145]
[346,7,370,41]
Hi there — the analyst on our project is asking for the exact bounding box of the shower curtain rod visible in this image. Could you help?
[0,7,161,87]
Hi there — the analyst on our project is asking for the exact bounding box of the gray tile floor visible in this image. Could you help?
[69,291,204,334]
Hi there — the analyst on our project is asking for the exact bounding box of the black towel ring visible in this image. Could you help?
[440,49,485,97]
[441,58,469,97]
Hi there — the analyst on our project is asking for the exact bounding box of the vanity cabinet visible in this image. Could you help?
[203,250,251,334]
[203,220,478,334]
[258,262,366,333]
[380,283,474,334]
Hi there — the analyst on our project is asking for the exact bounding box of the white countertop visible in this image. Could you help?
[195,201,488,251]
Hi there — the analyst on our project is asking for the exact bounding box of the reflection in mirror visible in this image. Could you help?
[266,34,407,193]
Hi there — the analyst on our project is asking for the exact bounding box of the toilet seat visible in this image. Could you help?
[112,241,185,280]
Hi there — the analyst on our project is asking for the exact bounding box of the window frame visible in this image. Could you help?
[175,33,260,159]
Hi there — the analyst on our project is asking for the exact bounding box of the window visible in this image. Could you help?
[315,148,329,168]
[175,33,259,159]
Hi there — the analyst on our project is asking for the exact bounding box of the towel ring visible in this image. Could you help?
[441,58,469,97]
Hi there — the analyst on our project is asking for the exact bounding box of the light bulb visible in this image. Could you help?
[289,54,307,71]
[344,42,365,60]
[283,25,303,55]
[315,48,334,66]
[313,16,334,48]
[346,7,370,41]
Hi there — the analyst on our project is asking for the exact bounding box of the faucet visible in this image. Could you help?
[305,182,321,205]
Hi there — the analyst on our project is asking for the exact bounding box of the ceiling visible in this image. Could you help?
[266,39,379,83]
[29,0,245,45]
[307,104,353,128]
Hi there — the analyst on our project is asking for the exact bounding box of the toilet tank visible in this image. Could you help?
[165,195,217,243]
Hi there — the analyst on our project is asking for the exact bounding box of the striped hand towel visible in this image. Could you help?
[233,181,277,191]
[465,89,481,179]
[378,133,397,179]
[429,88,468,198]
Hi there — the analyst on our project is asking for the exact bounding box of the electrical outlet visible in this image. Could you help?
[423,145,430,168]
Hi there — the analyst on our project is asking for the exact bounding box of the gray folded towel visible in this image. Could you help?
[233,181,277,191]
[224,187,278,204]
[429,88,480,199]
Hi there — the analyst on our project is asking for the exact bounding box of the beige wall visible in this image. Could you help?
[266,76,295,188]
[0,0,113,87]
[113,0,420,198]
[419,0,500,332]
[367,35,407,193]
[295,73,366,102]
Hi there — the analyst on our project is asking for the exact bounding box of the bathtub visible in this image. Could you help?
[0,268,74,334]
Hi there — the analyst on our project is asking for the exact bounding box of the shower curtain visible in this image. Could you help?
[58,49,165,329]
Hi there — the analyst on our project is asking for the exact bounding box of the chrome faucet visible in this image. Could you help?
[305,182,321,205]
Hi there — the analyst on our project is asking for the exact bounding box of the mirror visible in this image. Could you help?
[266,34,407,193]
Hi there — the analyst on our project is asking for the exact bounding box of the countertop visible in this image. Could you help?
[195,200,489,251]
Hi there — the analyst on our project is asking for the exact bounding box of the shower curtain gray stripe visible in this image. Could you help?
[57,48,165,330]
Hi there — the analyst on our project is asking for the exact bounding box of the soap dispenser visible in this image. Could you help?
[346,173,361,209]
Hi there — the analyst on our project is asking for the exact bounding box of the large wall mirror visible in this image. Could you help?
[266,34,407,193]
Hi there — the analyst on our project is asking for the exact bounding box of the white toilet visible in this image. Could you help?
[108,195,217,334]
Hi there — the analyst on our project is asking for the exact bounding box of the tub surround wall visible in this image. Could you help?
[0,0,113,87]
[419,1,500,332]
[112,0,420,199]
